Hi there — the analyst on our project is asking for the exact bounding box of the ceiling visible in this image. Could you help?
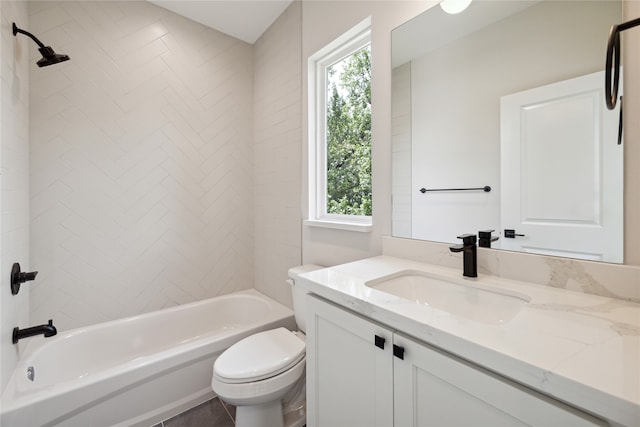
[149,0,294,44]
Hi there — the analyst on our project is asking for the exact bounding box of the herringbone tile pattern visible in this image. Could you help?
[253,1,302,307]
[29,1,254,330]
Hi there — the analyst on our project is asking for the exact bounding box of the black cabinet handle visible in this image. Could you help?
[393,344,405,360]
[375,335,386,350]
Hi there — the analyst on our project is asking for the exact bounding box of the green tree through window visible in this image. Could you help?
[326,46,371,216]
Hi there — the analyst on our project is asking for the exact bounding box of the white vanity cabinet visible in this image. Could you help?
[305,294,394,427]
[393,331,606,426]
[306,295,606,427]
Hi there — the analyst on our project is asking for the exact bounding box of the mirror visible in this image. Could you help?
[391,0,624,263]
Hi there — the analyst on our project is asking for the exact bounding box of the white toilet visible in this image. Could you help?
[211,265,322,427]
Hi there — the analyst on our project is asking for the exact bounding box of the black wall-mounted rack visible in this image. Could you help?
[419,186,491,194]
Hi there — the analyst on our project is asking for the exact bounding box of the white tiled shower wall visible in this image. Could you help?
[1,0,30,393]
[253,2,302,307]
[28,1,255,330]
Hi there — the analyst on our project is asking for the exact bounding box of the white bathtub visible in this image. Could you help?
[1,289,296,427]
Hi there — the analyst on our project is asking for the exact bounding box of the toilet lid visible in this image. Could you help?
[214,327,305,383]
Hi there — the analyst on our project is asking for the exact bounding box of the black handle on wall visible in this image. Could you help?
[10,263,38,295]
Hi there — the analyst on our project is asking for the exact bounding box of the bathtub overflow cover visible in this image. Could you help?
[27,366,34,381]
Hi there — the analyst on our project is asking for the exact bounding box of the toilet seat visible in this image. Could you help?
[211,355,306,407]
[214,327,305,384]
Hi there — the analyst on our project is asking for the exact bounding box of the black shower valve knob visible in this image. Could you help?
[10,263,38,295]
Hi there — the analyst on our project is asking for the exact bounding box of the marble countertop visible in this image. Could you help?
[297,255,640,426]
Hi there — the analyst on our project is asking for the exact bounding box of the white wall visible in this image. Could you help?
[253,1,302,307]
[28,1,254,330]
[301,1,431,267]
[1,0,30,392]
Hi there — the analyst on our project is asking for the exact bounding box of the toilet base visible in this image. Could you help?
[234,400,305,427]
[233,370,306,427]
[236,400,283,427]
[283,405,306,427]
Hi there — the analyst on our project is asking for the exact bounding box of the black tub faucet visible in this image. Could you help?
[13,320,57,344]
[449,234,477,278]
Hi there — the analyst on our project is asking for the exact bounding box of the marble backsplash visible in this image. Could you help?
[382,236,640,303]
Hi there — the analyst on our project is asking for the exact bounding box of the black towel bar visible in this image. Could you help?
[419,186,491,194]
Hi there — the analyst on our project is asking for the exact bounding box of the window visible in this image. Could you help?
[307,18,372,232]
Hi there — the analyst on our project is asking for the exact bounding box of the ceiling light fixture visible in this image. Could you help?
[440,0,472,15]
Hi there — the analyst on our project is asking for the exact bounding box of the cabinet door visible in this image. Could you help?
[306,295,394,427]
[393,333,605,427]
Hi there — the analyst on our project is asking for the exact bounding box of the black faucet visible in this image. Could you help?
[478,229,499,248]
[13,320,57,344]
[449,234,477,278]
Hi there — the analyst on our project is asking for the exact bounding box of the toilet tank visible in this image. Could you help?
[287,265,323,333]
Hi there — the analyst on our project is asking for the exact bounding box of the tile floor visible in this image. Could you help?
[153,398,236,427]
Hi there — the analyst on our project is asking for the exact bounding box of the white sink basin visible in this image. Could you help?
[365,270,530,324]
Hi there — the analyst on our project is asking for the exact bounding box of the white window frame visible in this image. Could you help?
[305,17,373,232]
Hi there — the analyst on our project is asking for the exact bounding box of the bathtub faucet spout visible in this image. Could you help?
[13,319,57,344]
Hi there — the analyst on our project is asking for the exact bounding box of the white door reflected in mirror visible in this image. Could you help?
[500,70,623,263]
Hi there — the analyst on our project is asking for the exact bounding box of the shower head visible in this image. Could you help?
[35,46,70,67]
[12,23,70,68]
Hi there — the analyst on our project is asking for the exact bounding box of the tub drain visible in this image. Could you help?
[27,366,34,381]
